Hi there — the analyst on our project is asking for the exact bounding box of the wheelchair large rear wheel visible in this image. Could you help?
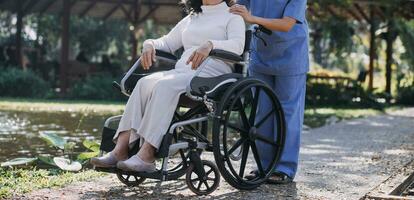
[212,79,286,190]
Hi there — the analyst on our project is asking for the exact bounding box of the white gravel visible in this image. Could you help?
[23,108,414,200]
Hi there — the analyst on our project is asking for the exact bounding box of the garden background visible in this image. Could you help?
[0,0,414,199]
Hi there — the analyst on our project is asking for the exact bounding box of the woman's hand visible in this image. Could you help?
[186,41,213,70]
[141,41,156,70]
[229,4,255,24]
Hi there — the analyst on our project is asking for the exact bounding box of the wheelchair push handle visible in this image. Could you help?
[256,25,272,35]
[253,25,272,47]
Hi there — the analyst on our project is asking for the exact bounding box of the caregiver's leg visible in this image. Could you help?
[248,70,275,171]
[273,74,306,178]
[249,70,306,179]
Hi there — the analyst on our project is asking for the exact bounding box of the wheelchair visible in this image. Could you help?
[95,26,286,196]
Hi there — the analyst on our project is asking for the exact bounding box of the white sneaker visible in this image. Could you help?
[90,152,118,168]
[116,155,156,173]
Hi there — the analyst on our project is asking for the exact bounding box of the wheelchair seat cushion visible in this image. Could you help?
[190,73,243,99]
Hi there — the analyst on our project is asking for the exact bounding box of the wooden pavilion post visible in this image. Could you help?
[15,0,24,69]
[60,0,71,94]
[130,0,141,63]
[368,6,376,90]
[385,20,397,101]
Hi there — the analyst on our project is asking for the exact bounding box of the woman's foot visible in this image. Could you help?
[90,152,119,168]
[117,155,156,172]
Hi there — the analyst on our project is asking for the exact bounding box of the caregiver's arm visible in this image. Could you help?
[230,0,307,32]
[187,15,245,69]
[229,4,295,32]
[141,16,189,69]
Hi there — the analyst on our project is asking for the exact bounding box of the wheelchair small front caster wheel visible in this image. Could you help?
[117,172,146,187]
[186,160,220,196]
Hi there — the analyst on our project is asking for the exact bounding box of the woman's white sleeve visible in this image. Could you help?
[209,15,246,55]
[144,16,189,53]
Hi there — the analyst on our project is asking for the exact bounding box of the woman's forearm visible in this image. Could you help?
[250,16,296,32]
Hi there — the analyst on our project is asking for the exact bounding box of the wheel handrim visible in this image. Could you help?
[215,81,285,186]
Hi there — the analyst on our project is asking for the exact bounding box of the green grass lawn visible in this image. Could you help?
[0,98,125,114]
[0,168,103,199]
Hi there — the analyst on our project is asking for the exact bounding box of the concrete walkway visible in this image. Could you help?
[25,108,414,200]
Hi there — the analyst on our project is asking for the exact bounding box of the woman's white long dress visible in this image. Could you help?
[114,2,246,149]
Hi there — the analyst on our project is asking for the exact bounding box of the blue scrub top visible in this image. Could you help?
[238,0,309,75]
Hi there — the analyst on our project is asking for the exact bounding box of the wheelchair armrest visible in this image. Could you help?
[156,50,178,61]
[209,49,244,63]
[119,50,177,96]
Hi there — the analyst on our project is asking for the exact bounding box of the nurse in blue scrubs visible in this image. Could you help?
[230,0,309,183]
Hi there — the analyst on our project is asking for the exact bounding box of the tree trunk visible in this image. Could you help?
[60,0,71,95]
[368,8,377,90]
[16,0,24,70]
[385,20,397,102]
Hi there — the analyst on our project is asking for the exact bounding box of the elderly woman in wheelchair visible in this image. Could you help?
[91,0,286,196]
[92,0,245,172]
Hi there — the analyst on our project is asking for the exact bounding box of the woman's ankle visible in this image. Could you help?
[137,152,155,163]
[111,151,128,161]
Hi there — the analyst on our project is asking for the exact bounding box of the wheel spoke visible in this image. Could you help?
[250,142,264,175]
[206,168,214,176]
[197,181,203,190]
[239,142,250,177]
[191,177,200,182]
[126,175,130,180]
[249,88,260,125]
[255,108,276,128]
[207,177,215,181]
[226,122,248,133]
[227,138,245,156]
[256,133,278,146]
[204,181,210,190]
[238,106,250,128]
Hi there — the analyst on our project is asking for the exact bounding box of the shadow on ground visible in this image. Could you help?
[76,178,300,200]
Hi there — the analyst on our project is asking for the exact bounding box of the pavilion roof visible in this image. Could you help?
[1,0,414,25]
[0,0,183,24]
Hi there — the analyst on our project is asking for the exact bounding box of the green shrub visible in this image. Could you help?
[68,74,124,101]
[306,76,384,109]
[397,86,414,105]
[0,67,50,98]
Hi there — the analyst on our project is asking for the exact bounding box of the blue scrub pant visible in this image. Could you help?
[249,70,306,178]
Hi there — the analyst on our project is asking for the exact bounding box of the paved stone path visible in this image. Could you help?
[24,108,414,200]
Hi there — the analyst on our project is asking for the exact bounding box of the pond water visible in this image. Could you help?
[0,110,115,162]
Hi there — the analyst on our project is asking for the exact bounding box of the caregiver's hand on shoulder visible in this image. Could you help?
[186,41,213,70]
[141,40,156,70]
[229,4,255,23]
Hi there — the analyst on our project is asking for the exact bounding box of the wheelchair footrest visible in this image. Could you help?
[95,167,164,180]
